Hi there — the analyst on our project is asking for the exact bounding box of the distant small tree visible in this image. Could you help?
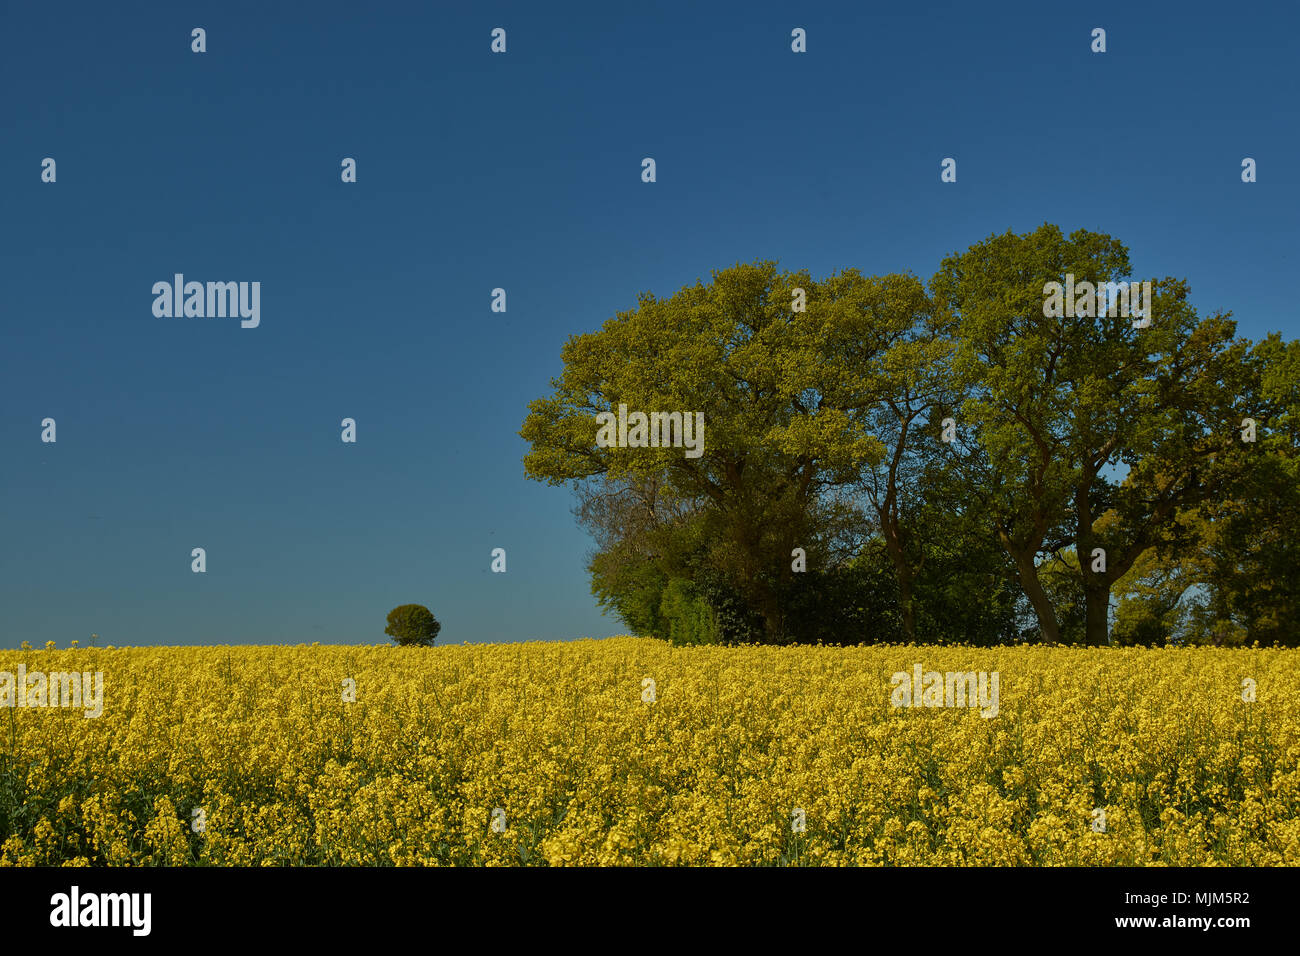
[384,604,441,646]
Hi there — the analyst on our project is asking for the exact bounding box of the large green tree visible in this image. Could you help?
[521,261,889,643]
[932,224,1256,645]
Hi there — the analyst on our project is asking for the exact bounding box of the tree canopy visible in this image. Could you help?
[521,226,1299,647]
[384,604,441,647]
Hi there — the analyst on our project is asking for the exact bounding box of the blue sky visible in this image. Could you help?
[1,1,1295,646]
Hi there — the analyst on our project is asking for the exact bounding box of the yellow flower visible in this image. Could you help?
[0,639,1293,866]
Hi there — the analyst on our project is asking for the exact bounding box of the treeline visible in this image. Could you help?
[521,225,1300,647]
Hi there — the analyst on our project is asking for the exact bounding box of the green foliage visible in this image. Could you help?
[657,578,719,646]
[522,261,894,643]
[1110,540,1200,646]
[384,604,441,647]
[687,566,767,644]
[522,234,1300,647]
[790,540,902,645]
[933,223,1255,645]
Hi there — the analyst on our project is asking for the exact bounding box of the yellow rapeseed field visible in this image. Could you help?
[1,638,1296,866]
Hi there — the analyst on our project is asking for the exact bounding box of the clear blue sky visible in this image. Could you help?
[2,1,1295,646]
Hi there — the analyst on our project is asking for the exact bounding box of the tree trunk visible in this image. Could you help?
[1075,473,1111,646]
[1083,583,1110,646]
[883,541,917,643]
[758,592,785,644]
[1013,553,1061,643]
[879,501,917,643]
[898,568,917,644]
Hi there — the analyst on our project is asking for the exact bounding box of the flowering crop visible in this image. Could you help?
[1,639,1296,866]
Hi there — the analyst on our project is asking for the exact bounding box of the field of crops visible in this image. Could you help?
[1,638,1297,866]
